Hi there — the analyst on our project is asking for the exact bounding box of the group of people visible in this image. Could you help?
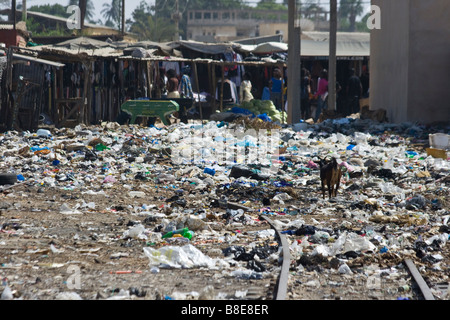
[163,64,368,124]
[164,66,194,99]
[300,66,368,122]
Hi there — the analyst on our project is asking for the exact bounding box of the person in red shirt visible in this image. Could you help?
[314,69,328,122]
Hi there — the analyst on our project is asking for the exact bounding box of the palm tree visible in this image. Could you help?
[302,2,326,20]
[101,0,121,29]
[129,2,178,42]
[339,0,364,32]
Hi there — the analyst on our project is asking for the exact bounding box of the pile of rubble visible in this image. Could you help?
[0,117,448,300]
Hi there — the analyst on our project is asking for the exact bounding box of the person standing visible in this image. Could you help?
[300,68,312,120]
[269,68,284,110]
[314,69,328,122]
[166,69,180,99]
[180,66,193,99]
[346,68,363,115]
[360,65,370,98]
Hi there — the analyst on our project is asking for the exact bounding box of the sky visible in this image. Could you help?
[9,0,147,23]
[5,0,372,24]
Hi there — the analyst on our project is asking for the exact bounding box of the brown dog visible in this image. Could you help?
[318,157,342,199]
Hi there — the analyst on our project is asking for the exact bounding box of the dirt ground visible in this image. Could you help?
[0,120,449,301]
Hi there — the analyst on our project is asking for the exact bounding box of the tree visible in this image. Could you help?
[256,0,287,11]
[101,0,121,29]
[339,0,364,32]
[301,1,326,20]
[128,1,178,42]
[26,4,71,18]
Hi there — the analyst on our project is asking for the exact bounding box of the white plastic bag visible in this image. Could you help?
[143,244,216,269]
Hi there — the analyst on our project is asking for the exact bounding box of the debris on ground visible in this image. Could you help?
[0,118,448,300]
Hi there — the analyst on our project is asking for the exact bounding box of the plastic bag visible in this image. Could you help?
[331,232,376,255]
[143,244,216,269]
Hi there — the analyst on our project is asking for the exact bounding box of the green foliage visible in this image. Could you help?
[26,16,71,37]
[255,0,287,11]
[27,4,71,18]
[238,99,286,123]
[128,2,179,42]
[338,0,364,32]
[101,0,122,30]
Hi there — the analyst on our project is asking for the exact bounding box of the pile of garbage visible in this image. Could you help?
[0,116,448,300]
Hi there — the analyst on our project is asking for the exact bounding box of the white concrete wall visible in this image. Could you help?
[407,0,450,123]
[370,0,450,124]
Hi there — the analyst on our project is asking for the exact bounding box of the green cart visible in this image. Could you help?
[120,99,179,126]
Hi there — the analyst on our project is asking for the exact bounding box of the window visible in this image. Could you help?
[195,12,202,20]
[204,12,211,20]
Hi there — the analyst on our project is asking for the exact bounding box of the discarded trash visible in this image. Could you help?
[59,203,82,215]
[0,115,448,300]
[143,244,216,269]
[162,227,194,240]
[36,129,52,137]
[122,224,146,239]
[203,167,216,176]
[1,284,13,300]
[55,292,83,300]
[429,133,449,150]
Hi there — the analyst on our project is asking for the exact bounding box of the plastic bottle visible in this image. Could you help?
[162,227,193,240]
[36,129,51,137]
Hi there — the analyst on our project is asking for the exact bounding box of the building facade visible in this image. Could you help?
[186,9,322,43]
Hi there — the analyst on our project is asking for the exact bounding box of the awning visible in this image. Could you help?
[12,53,65,68]
[170,40,241,55]
[54,37,115,50]
[301,39,369,57]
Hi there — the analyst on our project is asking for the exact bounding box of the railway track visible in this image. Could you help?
[259,215,291,300]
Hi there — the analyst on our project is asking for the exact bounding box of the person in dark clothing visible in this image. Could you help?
[336,81,343,114]
[360,65,370,98]
[300,68,312,120]
[346,68,363,115]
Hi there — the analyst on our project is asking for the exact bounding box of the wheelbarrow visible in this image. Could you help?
[120,99,179,126]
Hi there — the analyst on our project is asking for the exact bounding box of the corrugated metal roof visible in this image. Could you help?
[12,53,65,67]
[30,45,123,59]
[302,31,370,43]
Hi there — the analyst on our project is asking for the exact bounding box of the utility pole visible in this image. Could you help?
[11,0,16,30]
[122,0,125,36]
[22,0,26,21]
[79,0,86,30]
[328,0,337,111]
[172,0,180,41]
[287,0,301,124]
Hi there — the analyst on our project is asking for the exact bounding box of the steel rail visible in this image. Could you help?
[259,215,291,300]
[404,258,435,300]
